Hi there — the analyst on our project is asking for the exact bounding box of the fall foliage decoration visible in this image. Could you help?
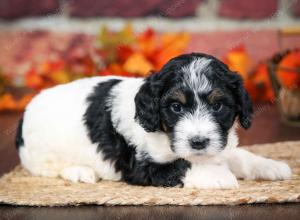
[0,25,190,111]
[223,45,252,80]
[96,25,190,76]
[0,69,33,111]
[277,50,300,90]
[0,93,33,112]
[247,63,275,102]
[223,47,300,104]
[270,49,300,123]
[24,25,190,88]
[223,45,274,102]
[24,59,95,90]
[0,25,299,112]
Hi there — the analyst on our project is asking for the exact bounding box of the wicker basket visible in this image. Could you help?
[268,61,300,127]
[266,27,300,127]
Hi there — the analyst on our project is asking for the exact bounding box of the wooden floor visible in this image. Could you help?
[0,104,300,220]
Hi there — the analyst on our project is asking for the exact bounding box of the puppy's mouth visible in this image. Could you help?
[172,143,224,162]
[191,148,221,157]
[184,153,217,163]
[193,151,208,156]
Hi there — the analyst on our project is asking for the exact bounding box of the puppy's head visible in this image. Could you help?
[135,53,253,159]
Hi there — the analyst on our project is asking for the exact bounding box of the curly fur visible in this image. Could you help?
[16,53,291,188]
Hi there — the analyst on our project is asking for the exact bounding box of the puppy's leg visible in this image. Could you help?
[126,158,237,189]
[221,148,292,180]
[60,166,99,183]
[183,163,239,189]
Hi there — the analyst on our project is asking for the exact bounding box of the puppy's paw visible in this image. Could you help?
[222,148,292,181]
[183,164,239,189]
[60,166,99,183]
[248,159,292,181]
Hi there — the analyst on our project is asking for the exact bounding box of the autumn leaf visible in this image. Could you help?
[117,45,134,63]
[137,28,157,58]
[0,94,17,110]
[155,32,190,69]
[0,93,34,111]
[25,69,44,90]
[123,52,154,75]
[50,70,70,84]
[97,24,136,63]
[223,45,252,80]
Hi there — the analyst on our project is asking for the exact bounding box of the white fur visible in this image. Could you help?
[182,58,212,93]
[173,105,222,159]
[20,76,123,183]
[60,166,99,183]
[183,163,239,189]
[220,148,292,181]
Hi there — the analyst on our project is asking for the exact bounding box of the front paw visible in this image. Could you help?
[60,166,99,183]
[183,164,239,189]
[249,159,292,181]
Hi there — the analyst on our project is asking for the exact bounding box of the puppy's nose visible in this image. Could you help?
[189,137,209,150]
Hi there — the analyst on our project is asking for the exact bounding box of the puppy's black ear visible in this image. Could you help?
[227,72,253,129]
[134,73,165,132]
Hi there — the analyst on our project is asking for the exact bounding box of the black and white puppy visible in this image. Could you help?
[16,53,291,189]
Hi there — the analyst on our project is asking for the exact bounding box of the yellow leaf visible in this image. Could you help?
[51,70,70,84]
[118,23,136,45]
[223,46,252,79]
[123,53,154,75]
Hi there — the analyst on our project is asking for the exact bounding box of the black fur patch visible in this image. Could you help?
[84,79,191,187]
[15,117,24,150]
[122,157,191,187]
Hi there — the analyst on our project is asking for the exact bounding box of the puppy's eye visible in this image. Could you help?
[212,102,222,112]
[170,102,183,113]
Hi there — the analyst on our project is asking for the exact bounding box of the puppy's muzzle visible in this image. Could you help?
[189,136,210,150]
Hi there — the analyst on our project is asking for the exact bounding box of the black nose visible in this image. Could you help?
[189,137,209,150]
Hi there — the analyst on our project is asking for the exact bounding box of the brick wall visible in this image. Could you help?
[0,0,299,75]
[0,0,299,20]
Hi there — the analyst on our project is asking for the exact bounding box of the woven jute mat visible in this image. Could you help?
[0,141,299,206]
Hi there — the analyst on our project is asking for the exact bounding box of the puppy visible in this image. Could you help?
[16,53,291,189]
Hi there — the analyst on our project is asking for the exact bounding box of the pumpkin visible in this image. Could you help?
[247,63,274,102]
[277,50,300,90]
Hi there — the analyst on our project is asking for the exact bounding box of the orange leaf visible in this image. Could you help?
[223,45,252,80]
[0,93,17,111]
[123,53,154,75]
[137,28,157,58]
[25,69,44,90]
[155,33,190,69]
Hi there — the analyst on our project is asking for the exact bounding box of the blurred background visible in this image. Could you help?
[0,0,300,146]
